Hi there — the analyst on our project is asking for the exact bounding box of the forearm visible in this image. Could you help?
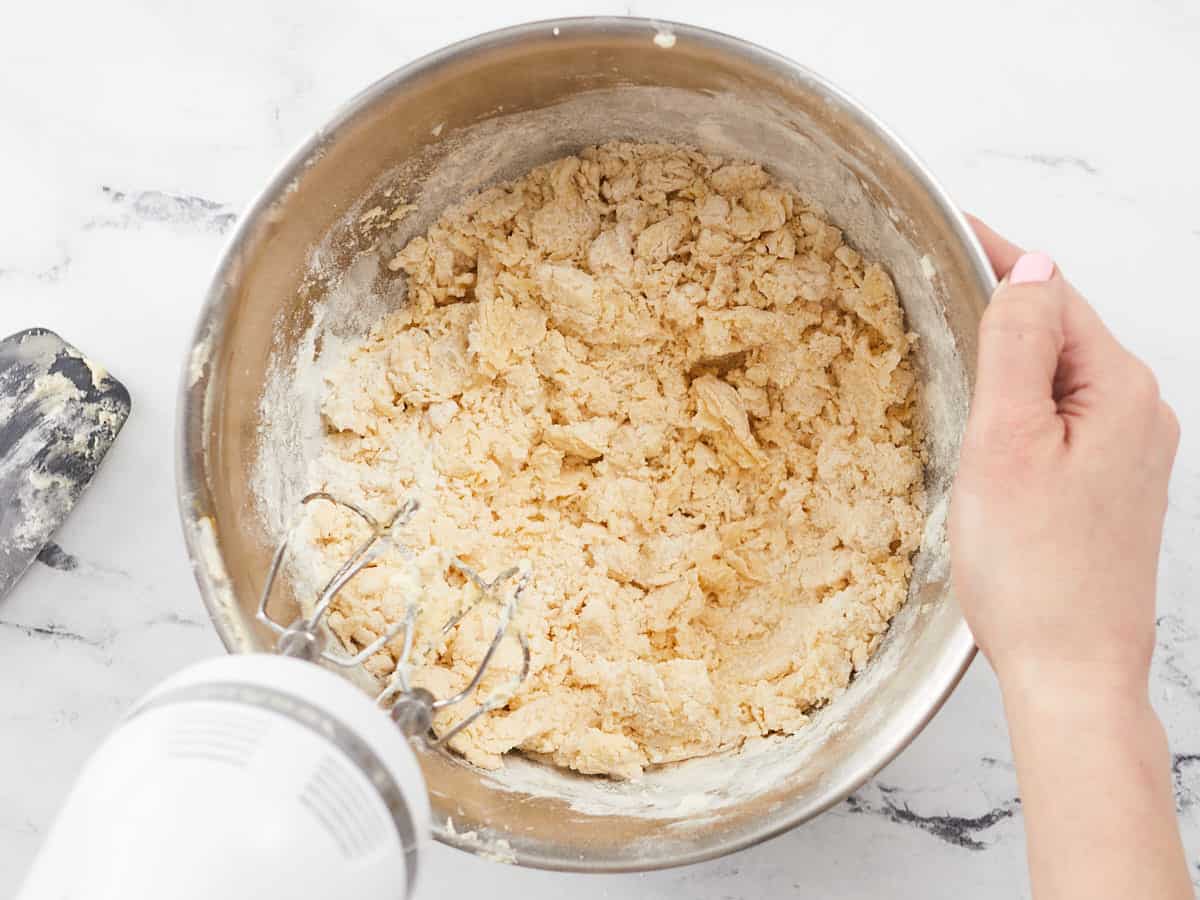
[1001,669,1192,900]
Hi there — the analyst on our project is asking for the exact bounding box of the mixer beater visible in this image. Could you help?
[257,490,534,747]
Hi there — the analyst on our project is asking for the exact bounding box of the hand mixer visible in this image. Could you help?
[16,492,532,899]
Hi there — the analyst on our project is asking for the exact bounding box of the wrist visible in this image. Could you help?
[1000,660,1168,789]
[996,656,1153,725]
[995,655,1187,900]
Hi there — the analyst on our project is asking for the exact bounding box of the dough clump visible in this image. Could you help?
[305,142,925,778]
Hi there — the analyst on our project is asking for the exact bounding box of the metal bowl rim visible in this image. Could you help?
[176,15,989,872]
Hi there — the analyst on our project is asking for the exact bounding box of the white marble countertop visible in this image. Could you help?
[1,1,1197,896]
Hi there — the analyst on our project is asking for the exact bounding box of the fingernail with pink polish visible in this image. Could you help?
[1009,252,1056,285]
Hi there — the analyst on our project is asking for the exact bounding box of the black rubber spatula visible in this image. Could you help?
[0,329,131,600]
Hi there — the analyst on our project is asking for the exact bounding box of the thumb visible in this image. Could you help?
[971,252,1068,432]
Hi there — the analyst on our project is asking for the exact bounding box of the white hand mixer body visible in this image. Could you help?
[18,655,430,900]
[17,493,532,899]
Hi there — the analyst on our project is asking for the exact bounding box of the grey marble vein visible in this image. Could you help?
[28,545,132,581]
[92,186,237,233]
[1023,153,1099,174]
[0,612,211,649]
[845,784,1020,850]
[1174,754,1200,812]
[980,755,1016,771]
[0,618,101,646]
[0,254,72,283]
[980,150,1099,175]
[142,611,208,629]
[1157,613,1199,700]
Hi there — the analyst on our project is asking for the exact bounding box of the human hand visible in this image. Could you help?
[950,217,1191,900]
[949,217,1180,696]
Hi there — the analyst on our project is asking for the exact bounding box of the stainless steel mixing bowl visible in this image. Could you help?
[178,17,994,872]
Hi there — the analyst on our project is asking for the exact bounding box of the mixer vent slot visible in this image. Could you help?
[299,754,387,859]
[165,706,268,768]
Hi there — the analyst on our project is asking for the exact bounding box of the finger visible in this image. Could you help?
[972,272,1067,432]
[974,255,1129,436]
[1052,276,1128,398]
[965,213,1025,279]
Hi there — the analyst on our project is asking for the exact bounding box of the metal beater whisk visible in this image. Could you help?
[256,491,532,746]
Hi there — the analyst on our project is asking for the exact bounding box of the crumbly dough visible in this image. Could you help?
[303,142,925,779]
